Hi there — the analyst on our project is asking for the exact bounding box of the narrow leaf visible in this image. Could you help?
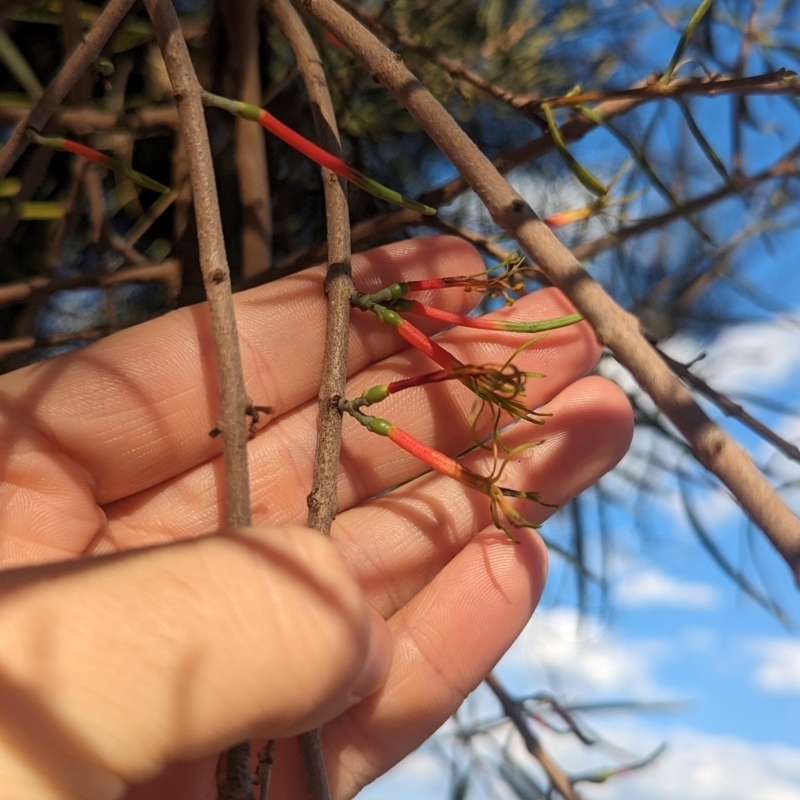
[676,97,731,183]
[543,102,607,197]
[577,104,712,243]
[27,130,169,193]
[202,91,435,214]
[0,27,43,99]
[662,0,715,83]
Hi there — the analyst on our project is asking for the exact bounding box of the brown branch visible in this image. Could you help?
[485,673,582,800]
[143,2,255,792]
[0,145,53,244]
[0,0,138,179]
[268,0,352,535]
[0,104,180,135]
[656,347,800,464]
[267,0,353,797]
[335,0,797,123]
[239,207,420,288]
[240,72,800,286]
[143,0,252,522]
[413,73,799,213]
[256,739,276,800]
[242,79,657,285]
[245,135,800,296]
[223,0,273,277]
[299,0,800,583]
[62,0,93,106]
[426,216,516,264]
[108,186,183,272]
[540,69,798,110]
[0,328,110,361]
[0,259,181,308]
[41,158,90,273]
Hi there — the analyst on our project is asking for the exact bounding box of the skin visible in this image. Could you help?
[0,236,633,800]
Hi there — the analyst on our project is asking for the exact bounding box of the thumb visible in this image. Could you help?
[0,525,391,798]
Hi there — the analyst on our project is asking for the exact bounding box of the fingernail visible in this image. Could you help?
[350,606,392,701]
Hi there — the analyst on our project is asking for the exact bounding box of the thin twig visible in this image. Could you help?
[223,0,273,277]
[256,739,276,800]
[542,69,798,110]
[0,145,53,244]
[573,155,800,262]
[62,0,93,106]
[240,206,420,287]
[334,0,544,117]
[0,259,180,308]
[0,104,180,134]
[268,0,352,542]
[426,216,517,265]
[0,0,137,179]
[243,142,800,295]
[657,346,800,464]
[485,673,583,800]
[143,0,252,524]
[268,0,352,797]
[299,0,800,583]
[251,80,800,283]
[0,328,110,361]
[142,2,255,798]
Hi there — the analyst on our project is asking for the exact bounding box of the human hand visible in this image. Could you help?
[0,236,632,799]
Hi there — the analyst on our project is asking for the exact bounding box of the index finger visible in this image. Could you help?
[0,237,482,504]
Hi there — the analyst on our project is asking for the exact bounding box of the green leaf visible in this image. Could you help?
[0,27,43,100]
[661,0,715,83]
[543,103,607,197]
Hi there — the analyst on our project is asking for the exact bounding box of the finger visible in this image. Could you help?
[103,289,601,549]
[270,524,547,800]
[338,526,545,799]
[0,236,482,505]
[335,375,633,617]
[0,526,391,798]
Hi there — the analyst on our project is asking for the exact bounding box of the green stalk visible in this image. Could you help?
[661,0,715,84]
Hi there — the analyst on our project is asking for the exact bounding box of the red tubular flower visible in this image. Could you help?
[394,315,464,370]
[27,130,170,193]
[543,204,595,228]
[202,91,435,215]
[342,406,545,542]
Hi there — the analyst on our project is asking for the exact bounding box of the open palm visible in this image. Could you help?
[0,236,632,800]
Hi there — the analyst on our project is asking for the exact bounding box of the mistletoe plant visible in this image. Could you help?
[341,252,583,542]
[25,106,587,547]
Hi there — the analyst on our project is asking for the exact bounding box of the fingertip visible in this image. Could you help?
[473,525,549,618]
[560,373,634,459]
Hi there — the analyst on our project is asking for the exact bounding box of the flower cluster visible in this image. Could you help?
[341,254,583,541]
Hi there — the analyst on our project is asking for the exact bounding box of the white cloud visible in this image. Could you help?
[615,569,720,610]
[666,315,800,396]
[498,607,668,697]
[751,638,800,694]
[578,726,800,800]
[361,717,800,800]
